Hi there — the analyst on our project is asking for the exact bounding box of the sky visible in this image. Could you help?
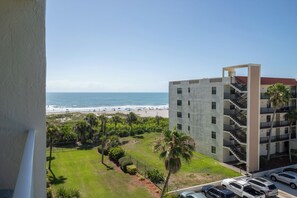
[46,0,297,92]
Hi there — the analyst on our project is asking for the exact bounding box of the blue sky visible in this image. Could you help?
[46,0,297,92]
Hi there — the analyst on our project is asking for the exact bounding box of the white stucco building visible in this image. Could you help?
[169,64,297,172]
[0,0,46,197]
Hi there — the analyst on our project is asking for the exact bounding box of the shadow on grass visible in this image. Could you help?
[133,135,144,139]
[48,169,67,185]
[46,156,55,161]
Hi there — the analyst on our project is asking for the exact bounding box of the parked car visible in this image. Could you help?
[201,185,235,198]
[221,178,265,198]
[283,167,297,173]
[178,191,206,198]
[271,172,297,189]
[246,177,278,197]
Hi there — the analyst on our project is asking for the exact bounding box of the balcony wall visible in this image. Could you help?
[0,0,46,197]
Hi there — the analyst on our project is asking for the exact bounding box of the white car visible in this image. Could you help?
[221,178,265,198]
[246,177,278,197]
[271,172,297,189]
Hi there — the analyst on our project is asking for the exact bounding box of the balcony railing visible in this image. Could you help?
[261,93,297,99]
[223,140,247,162]
[260,121,292,129]
[13,129,35,198]
[224,109,247,126]
[260,133,296,144]
[224,124,247,144]
[260,106,296,114]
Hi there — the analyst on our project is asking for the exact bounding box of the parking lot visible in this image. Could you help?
[266,177,297,198]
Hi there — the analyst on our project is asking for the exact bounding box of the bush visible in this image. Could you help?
[147,169,165,184]
[120,159,133,172]
[108,147,125,163]
[118,156,130,165]
[56,187,80,198]
[47,188,53,198]
[118,130,129,137]
[126,165,137,175]
[97,146,108,155]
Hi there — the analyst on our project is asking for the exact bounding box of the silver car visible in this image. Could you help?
[247,177,278,197]
[270,172,297,189]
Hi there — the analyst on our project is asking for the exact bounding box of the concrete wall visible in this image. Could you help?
[0,0,46,197]
[169,78,228,162]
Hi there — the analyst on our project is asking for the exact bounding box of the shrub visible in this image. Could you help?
[147,169,165,184]
[47,188,53,198]
[120,159,133,172]
[139,176,145,181]
[126,165,137,175]
[108,147,125,163]
[56,187,80,198]
[118,130,129,137]
[118,156,130,165]
[97,146,108,155]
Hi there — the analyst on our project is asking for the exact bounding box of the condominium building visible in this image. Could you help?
[169,64,297,172]
[1,0,46,197]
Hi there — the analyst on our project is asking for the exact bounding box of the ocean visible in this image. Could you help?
[46,92,168,112]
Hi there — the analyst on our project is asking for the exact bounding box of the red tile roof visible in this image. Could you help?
[235,76,297,86]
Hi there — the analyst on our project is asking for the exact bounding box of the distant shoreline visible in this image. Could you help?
[46,108,169,118]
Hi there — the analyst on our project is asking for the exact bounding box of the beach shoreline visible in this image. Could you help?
[46,109,169,118]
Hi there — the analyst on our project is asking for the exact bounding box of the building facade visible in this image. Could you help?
[169,64,297,172]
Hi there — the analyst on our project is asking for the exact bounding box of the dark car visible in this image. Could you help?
[201,185,235,198]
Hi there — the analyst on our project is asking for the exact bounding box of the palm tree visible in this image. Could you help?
[74,120,89,144]
[266,83,291,160]
[285,109,297,162]
[111,114,122,131]
[47,123,60,170]
[153,129,195,198]
[99,114,108,165]
[126,112,137,135]
[85,113,98,140]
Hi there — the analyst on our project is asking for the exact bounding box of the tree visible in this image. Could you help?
[85,113,98,140]
[74,120,89,144]
[153,129,195,198]
[47,123,60,170]
[266,83,291,160]
[126,112,137,135]
[111,114,122,131]
[98,114,108,165]
[285,109,297,162]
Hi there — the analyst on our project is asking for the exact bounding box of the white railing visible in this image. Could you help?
[13,129,35,198]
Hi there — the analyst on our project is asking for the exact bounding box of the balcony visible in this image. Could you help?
[224,124,247,144]
[260,121,292,129]
[260,106,296,114]
[260,133,296,144]
[224,109,247,127]
[11,130,35,198]
[261,92,297,99]
[223,140,246,162]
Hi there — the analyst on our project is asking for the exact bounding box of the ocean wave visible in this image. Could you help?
[46,104,169,113]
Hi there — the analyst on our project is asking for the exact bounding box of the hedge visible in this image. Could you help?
[126,165,137,175]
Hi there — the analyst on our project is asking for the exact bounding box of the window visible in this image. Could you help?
[188,87,190,93]
[266,144,269,150]
[177,124,182,130]
[188,113,190,118]
[230,183,241,189]
[211,146,216,154]
[267,115,271,122]
[212,102,216,109]
[177,112,182,118]
[211,131,216,139]
[188,100,190,106]
[212,116,216,124]
[177,100,182,106]
[266,131,270,136]
[285,127,289,134]
[188,126,190,131]
[177,88,182,94]
[212,87,216,94]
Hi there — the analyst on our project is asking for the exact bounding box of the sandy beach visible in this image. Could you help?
[46,109,168,118]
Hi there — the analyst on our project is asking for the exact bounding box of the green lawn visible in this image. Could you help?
[121,133,240,190]
[47,148,153,198]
